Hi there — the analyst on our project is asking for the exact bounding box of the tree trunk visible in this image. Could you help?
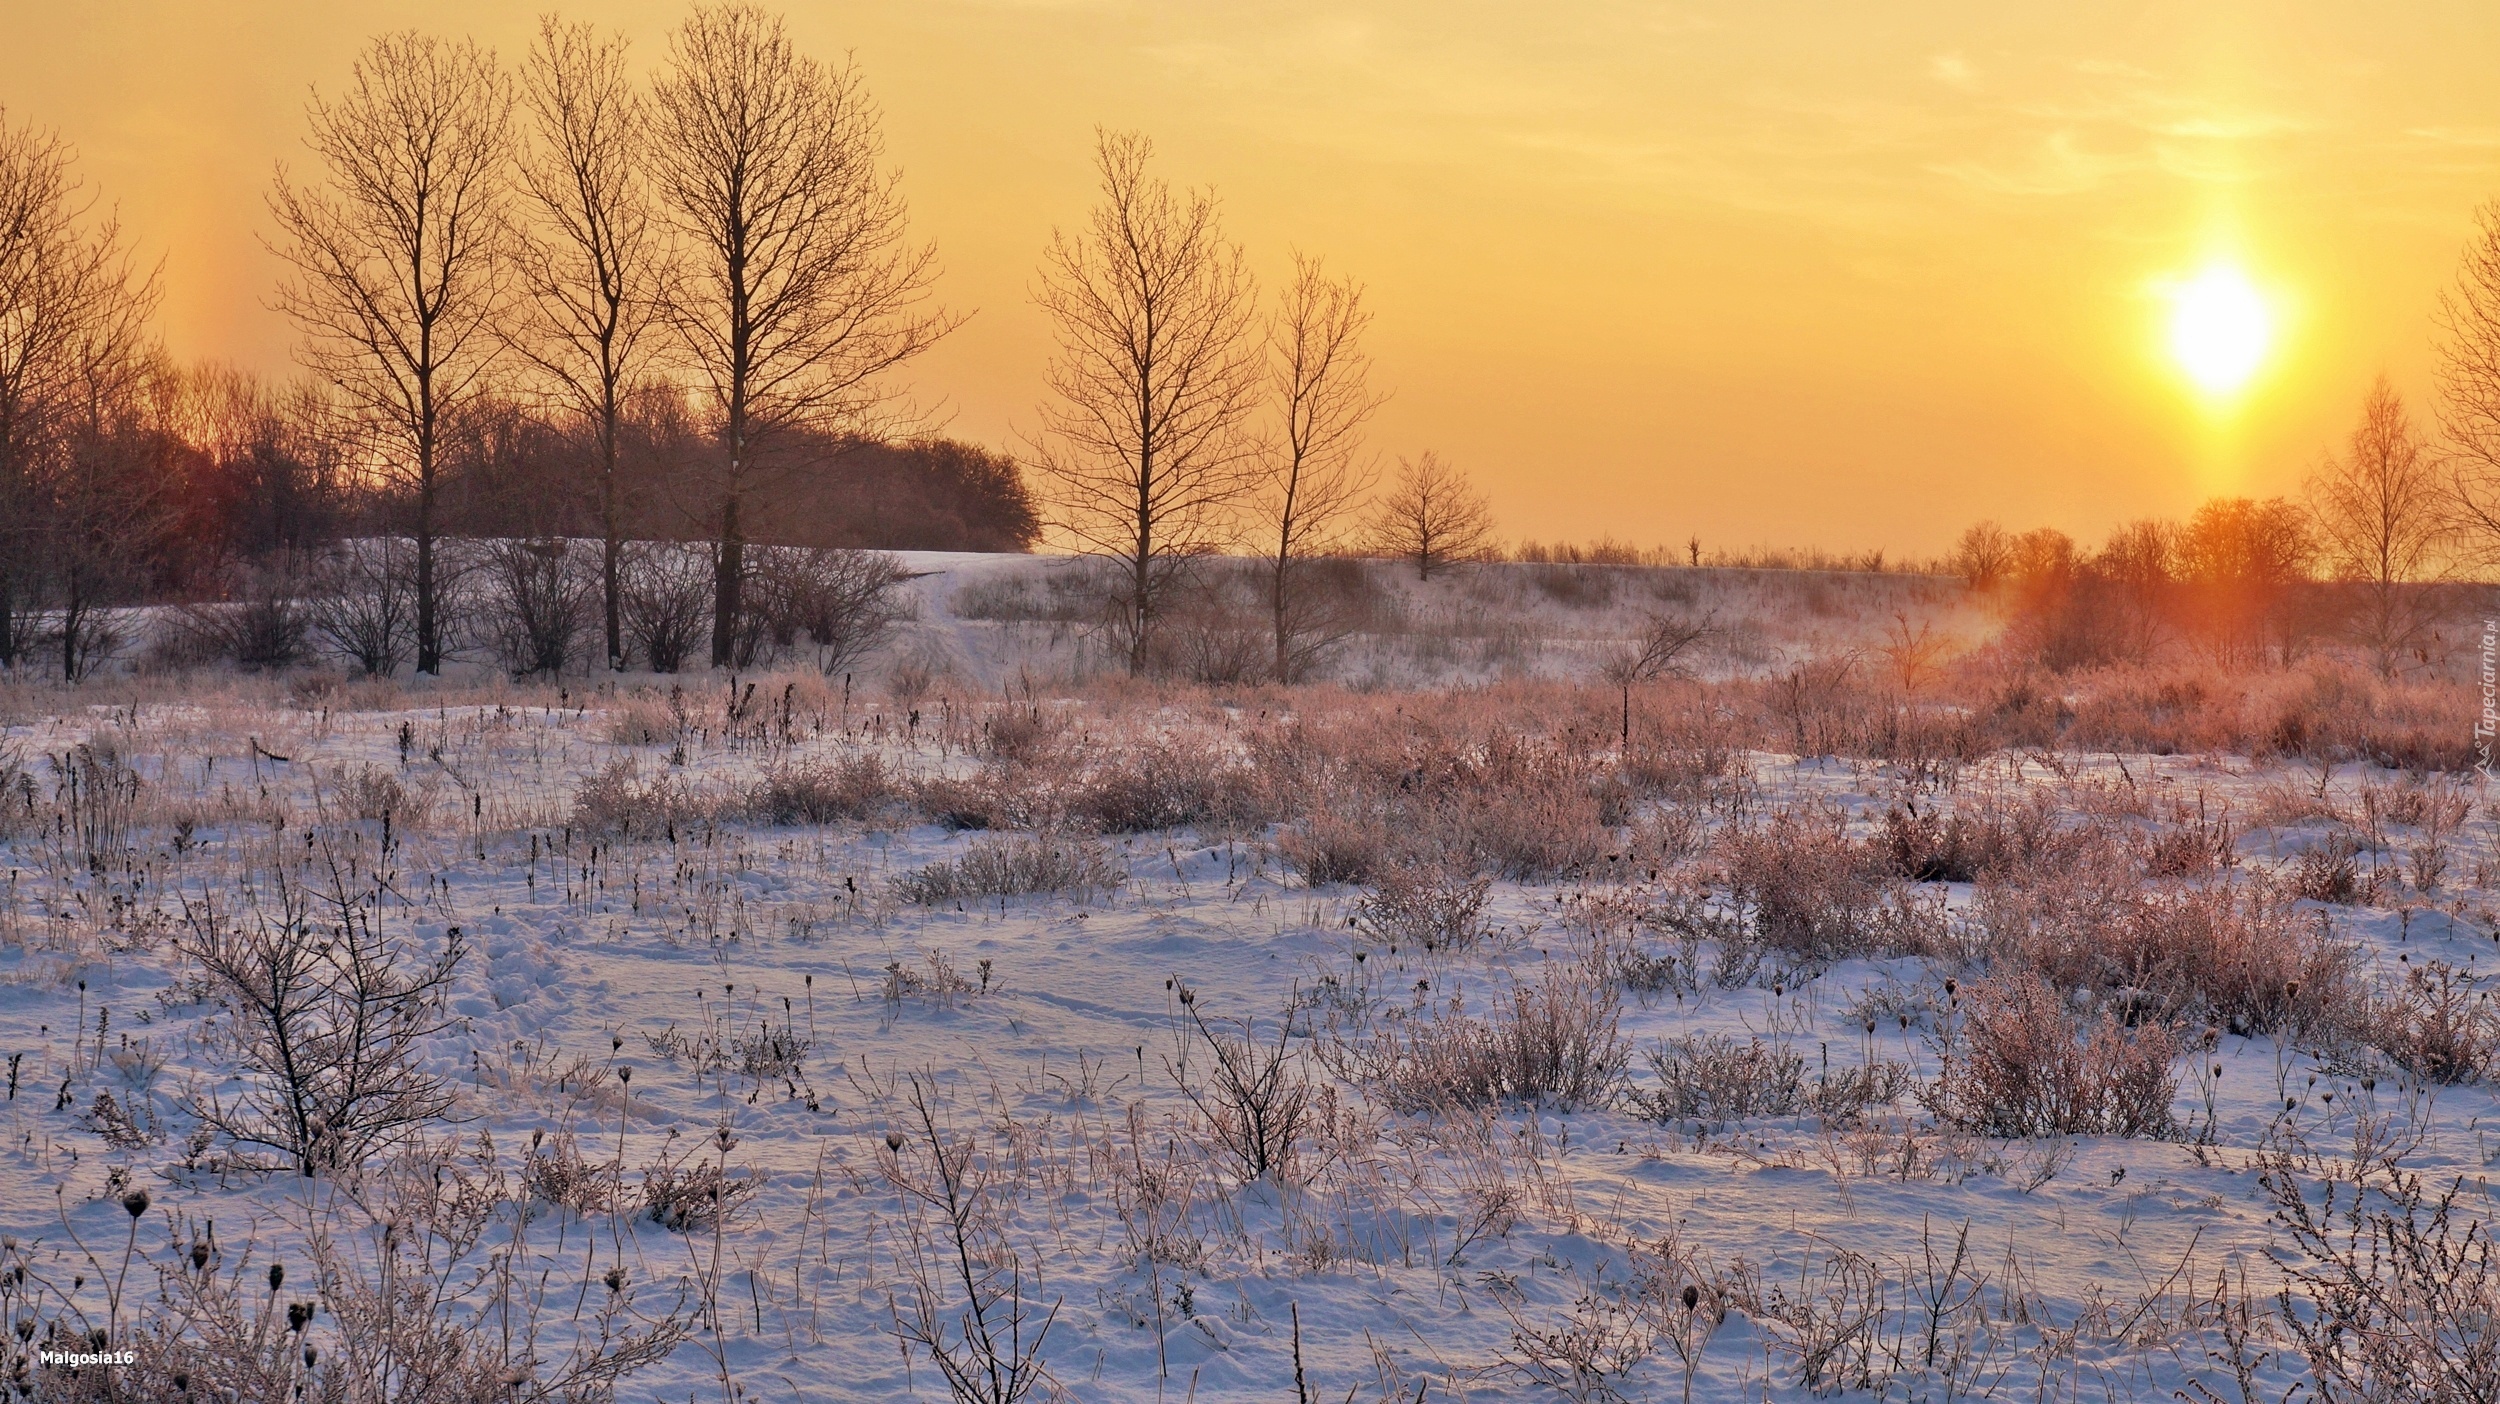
[59,573,82,682]
[1129,540,1150,676]
[1130,438,1153,676]
[415,392,439,676]
[711,490,743,669]
[602,411,622,671]
[1272,552,1291,684]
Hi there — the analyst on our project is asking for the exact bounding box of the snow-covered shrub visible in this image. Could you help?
[1924,971,2182,1138]
[483,537,596,677]
[641,1149,758,1233]
[2267,1149,2500,1400]
[308,537,417,677]
[1721,804,1943,965]
[750,546,910,676]
[1278,802,1396,885]
[1175,993,1319,1184]
[173,558,314,672]
[2288,834,2370,905]
[604,688,687,747]
[570,757,708,838]
[1872,787,2093,884]
[881,1077,1063,1404]
[1978,867,2361,1039]
[894,833,1124,904]
[619,541,710,673]
[1064,735,1263,834]
[745,753,905,826]
[1344,960,1629,1112]
[178,873,466,1174]
[1351,862,1492,952]
[1627,1033,1914,1125]
[2364,959,2499,1085]
[523,1130,622,1215]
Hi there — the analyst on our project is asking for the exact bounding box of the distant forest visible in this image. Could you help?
[129,372,1036,603]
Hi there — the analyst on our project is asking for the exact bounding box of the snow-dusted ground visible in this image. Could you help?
[0,558,2491,1401]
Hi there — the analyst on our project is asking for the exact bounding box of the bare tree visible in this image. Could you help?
[0,111,151,672]
[2309,376,2452,676]
[512,17,664,673]
[1260,252,1382,681]
[649,2,954,669]
[1949,520,2014,591]
[2095,518,2177,663]
[2441,200,2500,551]
[752,546,911,675]
[882,1076,1062,1404]
[268,32,514,676]
[483,535,597,677]
[178,865,466,1175]
[620,539,711,672]
[1601,611,1713,745]
[1369,450,1493,580]
[1030,130,1263,675]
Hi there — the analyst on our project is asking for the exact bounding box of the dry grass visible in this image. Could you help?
[1626,1033,1913,1124]
[1333,959,1630,1112]
[893,832,1125,904]
[1925,970,2183,1138]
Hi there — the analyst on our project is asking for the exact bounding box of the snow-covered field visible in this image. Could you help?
[0,555,2492,1402]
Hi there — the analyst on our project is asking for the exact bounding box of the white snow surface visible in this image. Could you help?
[0,555,2486,1402]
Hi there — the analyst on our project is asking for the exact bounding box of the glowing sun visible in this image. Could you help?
[2166,265,2272,395]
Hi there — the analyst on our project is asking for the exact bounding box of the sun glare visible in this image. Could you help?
[2166,264,2272,396]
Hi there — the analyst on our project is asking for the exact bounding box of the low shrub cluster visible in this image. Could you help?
[1626,1033,1912,1124]
[894,833,1126,904]
[1719,805,1944,965]
[747,754,907,826]
[1977,865,2359,1038]
[1925,971,2183,1138]
[1336,960,1630,1112]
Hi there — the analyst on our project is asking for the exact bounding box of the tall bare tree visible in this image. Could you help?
[268,32,514,675]
[2308,376,2451,676]
[2439,201,2500,562]
[1368,450,1493,581]
[0,111,151,671]
[649,2,953,669]
[1031,131,1262,674]
[513,17,663,672]
[1259,252,1382,682]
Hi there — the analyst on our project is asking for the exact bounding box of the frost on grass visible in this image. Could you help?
[894,832,1125,904]
[1,560,2498,1401]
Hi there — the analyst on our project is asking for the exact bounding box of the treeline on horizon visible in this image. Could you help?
[29,365,1038,596]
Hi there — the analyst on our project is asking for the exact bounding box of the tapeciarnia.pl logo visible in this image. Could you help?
[2479,617,2498,777]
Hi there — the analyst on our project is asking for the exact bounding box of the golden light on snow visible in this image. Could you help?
[2165,264,2273,397]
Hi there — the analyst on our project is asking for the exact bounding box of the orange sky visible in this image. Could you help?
[5,1,2498,556]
